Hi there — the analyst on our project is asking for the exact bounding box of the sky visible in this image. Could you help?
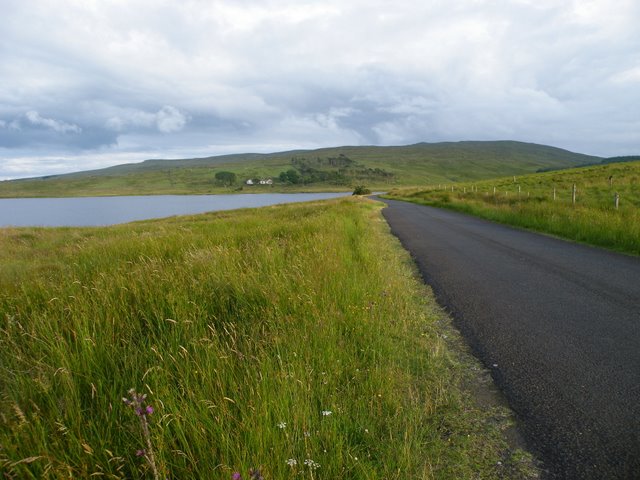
[1,0,639,180]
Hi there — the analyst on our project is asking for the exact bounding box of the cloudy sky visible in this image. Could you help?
[1,0,639,179]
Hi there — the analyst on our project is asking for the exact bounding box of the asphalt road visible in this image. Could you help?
[378,198,640,480]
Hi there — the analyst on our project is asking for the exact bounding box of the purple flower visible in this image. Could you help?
[232,473,242,480]
[136,449,146,457]
[145,405,154,415]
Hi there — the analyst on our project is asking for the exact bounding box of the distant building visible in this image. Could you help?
[259,178,273,185]
[245,179,254,185]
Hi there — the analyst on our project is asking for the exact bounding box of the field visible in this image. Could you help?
[0,141,598,197]
[385,160,640,256]
[0,198,535,478]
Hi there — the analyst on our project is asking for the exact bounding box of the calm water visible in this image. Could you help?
[0,193,351,227]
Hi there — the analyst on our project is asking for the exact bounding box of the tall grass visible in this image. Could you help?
[0,198,533,478]
[386,161,640,256]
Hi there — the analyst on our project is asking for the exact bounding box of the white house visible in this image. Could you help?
[245,179,254,185]
[259,178,273,185]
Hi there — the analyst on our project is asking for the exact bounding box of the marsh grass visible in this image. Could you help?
[0,198,532,478]
[386,161,640,256]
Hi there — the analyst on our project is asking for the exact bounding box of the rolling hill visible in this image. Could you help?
[0,141,602,197]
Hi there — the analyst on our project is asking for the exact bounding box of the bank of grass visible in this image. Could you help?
[386,160,640,256]
[0,198,535,479]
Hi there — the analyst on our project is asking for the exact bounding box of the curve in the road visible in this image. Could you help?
[378,197,640,480]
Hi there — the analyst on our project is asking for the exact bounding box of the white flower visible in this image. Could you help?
[277,422,287,429]
[286,458,297,466]
[321,410,332,416]
[304,459,320,469]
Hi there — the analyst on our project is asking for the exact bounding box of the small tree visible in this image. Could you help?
[279,169,301,184]
[215,171,237,186]
[352,185,371,195]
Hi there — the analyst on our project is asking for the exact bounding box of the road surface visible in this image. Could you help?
[378,198,640,479]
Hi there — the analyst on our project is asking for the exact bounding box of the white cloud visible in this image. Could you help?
[25,111,82,134]
[610,67,640,84]
[156,105,187,133]
[105,105,188,133]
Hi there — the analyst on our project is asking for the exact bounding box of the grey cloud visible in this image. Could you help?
[0,111,117,151]
[0,0,639,178]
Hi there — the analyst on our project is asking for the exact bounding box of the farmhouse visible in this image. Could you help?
[245,178,273,185]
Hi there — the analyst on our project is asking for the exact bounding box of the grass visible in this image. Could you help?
[385,160,640,256]
[0,198,535,478]
[0,141,597,197]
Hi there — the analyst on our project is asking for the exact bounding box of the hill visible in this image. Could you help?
[0,141,601,197]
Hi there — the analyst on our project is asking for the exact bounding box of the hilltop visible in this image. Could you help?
[0,141,601,197]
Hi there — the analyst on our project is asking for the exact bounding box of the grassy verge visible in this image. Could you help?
[385,161,640,256]
[0,176,353,198]
[0,198,535,478]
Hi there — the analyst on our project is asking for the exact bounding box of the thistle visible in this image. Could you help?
[123,388,159,480]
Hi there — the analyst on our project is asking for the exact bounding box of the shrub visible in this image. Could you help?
[352,185,371,195]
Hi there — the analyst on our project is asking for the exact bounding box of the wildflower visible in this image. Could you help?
[304,459,320,469]
[122,389,159,480]
[286,458,297,466]
[321,410,332,416]
[232,473,242,480]
[303,431,311,437]
[277,422,287,429]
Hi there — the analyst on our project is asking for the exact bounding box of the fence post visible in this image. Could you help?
[572,184,577,205]
[493,186,496,196]
[518,185,521,197]
[615,192,620,210]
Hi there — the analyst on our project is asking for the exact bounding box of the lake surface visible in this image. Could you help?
[0,192,352,227]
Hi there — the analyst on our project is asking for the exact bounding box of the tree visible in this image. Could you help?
[352,185,371,195]
[279,169,301,184]
[215,171,237,186]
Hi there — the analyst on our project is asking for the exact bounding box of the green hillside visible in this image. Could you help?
[0,141,601,197]
[385,160,640,255]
